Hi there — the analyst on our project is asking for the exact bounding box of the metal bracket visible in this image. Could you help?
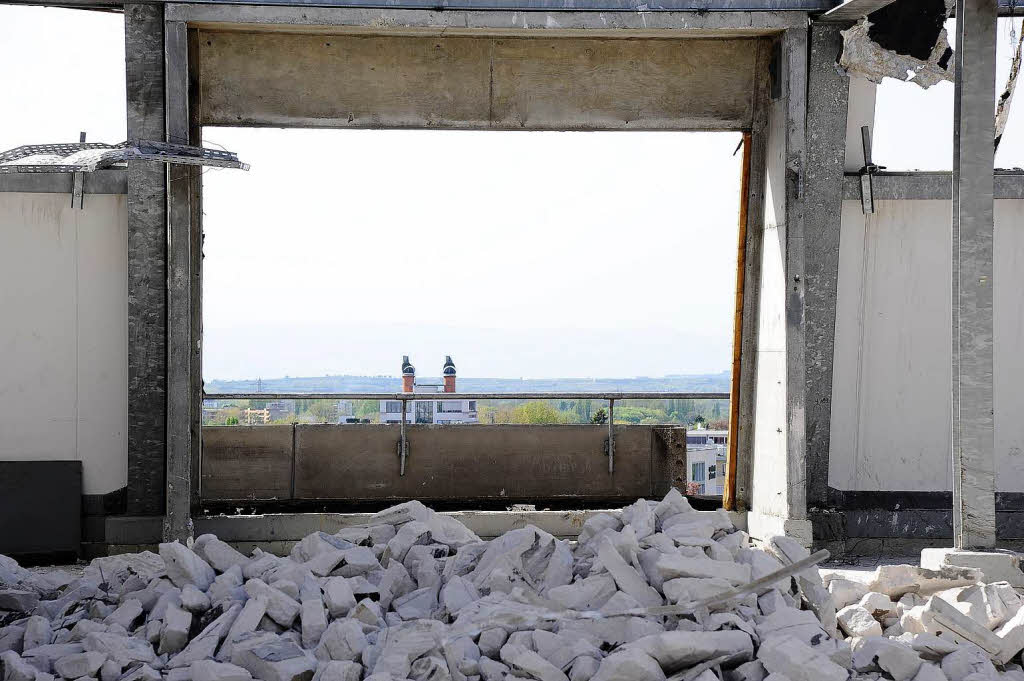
[71,132,85,209]
[858,125,883,214]
[398,398,408,476]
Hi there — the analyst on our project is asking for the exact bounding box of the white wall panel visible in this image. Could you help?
[0,193,128,495]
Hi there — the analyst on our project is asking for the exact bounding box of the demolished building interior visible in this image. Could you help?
[3,0,1024,678]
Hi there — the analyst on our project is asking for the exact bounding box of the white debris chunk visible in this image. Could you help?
[160,542,217,591]
[757,636,848,681]
[311,661,361,681]
[595,538,662,607]
[53,652,108,679]
[655,553,752,586]
[194,535,252,573]
[853,636,923,680]
[838,604,884,638]
[322,578,356,619]
[233,638,316,681]
[244,579,301,627]
[158,602,192,655]
[591,648,666,681]
[190,659,253,681]
[828,578,869,610]
[182,583,212,613]
[314,620,366,662]
[628,630,754,672]
[22,617,51,652]
[500,643,569,681]
[167,603,242,668]
[996,604,1024,665]
[300,581,328,649]
[1,652,38,681]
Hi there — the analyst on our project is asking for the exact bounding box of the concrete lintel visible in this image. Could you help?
[167,4,807,35]
[0,169,128,195]
[841,172,1024,201]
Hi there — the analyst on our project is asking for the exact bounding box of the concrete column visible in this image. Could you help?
[951,0,998,549]
[125,4,167,516]
[803,24,850,510]
[164,20,193,542]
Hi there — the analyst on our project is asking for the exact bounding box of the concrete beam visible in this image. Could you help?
[0,170,127,195]
[125,3,168,517]
[841,172,1024,201]
[198,31,761,131]
[951,0,997,550]
[166,4,808,34]
[803,24,849,509]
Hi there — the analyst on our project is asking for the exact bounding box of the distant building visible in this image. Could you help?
[244,408,270,425]
[687,426,727,495]
[380,355,478,425]
[267,400,294,421]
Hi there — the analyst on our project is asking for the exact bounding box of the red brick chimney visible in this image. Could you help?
[401,355,415,393]
[442,355,456,393]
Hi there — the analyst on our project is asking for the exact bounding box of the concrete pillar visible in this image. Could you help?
[164,20,194,542]
[125,4,167,517]
[803,24,851,510]
[951,0,997,549]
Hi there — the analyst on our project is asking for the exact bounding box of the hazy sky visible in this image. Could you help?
[2,7,1022,380]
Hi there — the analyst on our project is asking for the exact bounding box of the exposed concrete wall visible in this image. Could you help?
[201,424,684,504]
[829,198,1024,493]
[0,193,128,496]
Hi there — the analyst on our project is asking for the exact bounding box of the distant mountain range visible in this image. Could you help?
[205,372,731,395]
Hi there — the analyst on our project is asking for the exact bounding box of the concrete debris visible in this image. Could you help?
[838,0,955,90]
[3,493,1024,681]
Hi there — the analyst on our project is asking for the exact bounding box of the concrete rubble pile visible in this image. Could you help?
[1,489,1022,681]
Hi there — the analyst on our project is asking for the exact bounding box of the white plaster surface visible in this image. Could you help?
[829,198,1024,493]
[0,192,128,495]
[751,96,790,520]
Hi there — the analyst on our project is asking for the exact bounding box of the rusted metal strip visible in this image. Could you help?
[723,132,751,512]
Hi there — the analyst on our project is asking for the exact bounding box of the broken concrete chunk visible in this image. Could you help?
[181,584,211,613]
[194,536,251,574]
[314,620,367,663]
[595,539,661,608]
[22,616,51,652]
[499,643,569,681]
[828,578,870,610]
[190,659,253,681]
[167,603,241,669]
[548,574,617,611]
[311,660,361,681]
[852,636,923,680]
[159,543,216,592]
[995,603,1024,665]
[300,585,327,650]
[869,564,982,599]
[655,553,752,586]
[757,635,848,681]
[838,604,884,638]
[243,579,300,628]
[52,651,107,679]
[592,648,666,681]
[1,651,39,681]
[0,591,39,613]
[82,633,155,668]
[629,630,754,672]
[440,576,480,615]
[568,655,600,681]
[233,638,316,681]
[158,603,192,656]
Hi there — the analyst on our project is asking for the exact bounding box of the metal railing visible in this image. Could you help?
[204,391,730,476]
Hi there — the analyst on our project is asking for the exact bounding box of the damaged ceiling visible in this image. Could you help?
[839,0,955,89]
